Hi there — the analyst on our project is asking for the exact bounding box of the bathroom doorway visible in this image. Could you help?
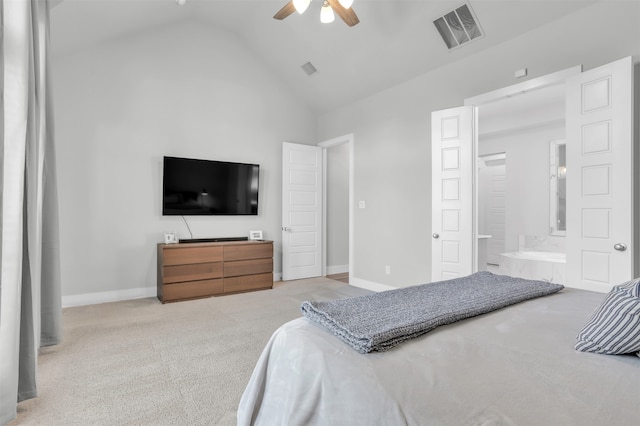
[432,57,634,291]
[474,82,567,281]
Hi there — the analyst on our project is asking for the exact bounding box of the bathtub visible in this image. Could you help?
[501,251,566,263]
[498,251,566,284]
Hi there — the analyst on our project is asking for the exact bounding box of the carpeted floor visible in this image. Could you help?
[11,277,370,425]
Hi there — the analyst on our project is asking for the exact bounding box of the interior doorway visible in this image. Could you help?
[319,134,353,283]
[471,76,569,282]
[432,58,634,291]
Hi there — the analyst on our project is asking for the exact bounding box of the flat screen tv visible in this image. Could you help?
[162,156,259,215]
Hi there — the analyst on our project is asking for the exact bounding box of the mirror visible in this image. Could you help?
[549,140,566,236]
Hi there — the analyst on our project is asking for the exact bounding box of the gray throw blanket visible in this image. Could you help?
[301,271,564,353]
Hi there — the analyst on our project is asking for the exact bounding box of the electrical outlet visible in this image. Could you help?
[385,265,391,275]
[515,68,528,78]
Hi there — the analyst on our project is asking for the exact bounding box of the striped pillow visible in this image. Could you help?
[575,278,640,356]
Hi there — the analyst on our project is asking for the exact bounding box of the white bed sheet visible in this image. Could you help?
[238,288,639,425]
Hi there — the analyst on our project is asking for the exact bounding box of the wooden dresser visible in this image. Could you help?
[157,240,273,303]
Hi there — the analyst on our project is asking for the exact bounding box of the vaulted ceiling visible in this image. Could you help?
[51,0,596,114]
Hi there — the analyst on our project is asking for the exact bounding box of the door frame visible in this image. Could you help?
[464,66,582,107]
[318,133,354,280]
[463,65,582,272]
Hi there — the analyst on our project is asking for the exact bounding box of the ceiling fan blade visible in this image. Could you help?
[328,0,360,27]
[274,1,296,20]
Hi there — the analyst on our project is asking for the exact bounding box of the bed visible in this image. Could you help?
[238,273,640,425]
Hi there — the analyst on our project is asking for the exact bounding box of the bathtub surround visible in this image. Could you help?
[519,235,565,253]
[499,235,566,284]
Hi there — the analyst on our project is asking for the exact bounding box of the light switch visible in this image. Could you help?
[359,200,366,209]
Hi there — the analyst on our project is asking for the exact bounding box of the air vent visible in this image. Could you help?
[433,3,483,50]
[301,61,318,76]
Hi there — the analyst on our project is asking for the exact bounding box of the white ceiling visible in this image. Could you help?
[50,0,596,114]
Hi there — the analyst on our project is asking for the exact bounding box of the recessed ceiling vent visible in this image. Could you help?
[433,3,483,50]
[301,62,318,76]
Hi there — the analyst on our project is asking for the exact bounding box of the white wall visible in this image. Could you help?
[317,1,640,288]
[52,20,316,301]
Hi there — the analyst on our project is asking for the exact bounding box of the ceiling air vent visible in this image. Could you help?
[433,3,483,50]
[301,61,318,76]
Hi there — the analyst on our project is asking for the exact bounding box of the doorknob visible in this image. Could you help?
[433,233,440,239]
[282,227,292,232]
[614,243,627,252]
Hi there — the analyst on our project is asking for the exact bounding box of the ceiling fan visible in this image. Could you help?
[274,0,360,27]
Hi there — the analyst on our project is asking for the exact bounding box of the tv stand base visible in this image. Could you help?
[179,237,248,244]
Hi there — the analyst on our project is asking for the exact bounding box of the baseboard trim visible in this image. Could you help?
[64,273,284,307]
[326,264,349,275]
[349,277,395,292]
[62,287,156,308]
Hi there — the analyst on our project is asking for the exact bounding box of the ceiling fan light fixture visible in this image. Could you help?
[293,0,311,14]
[320,1,335,23]
[338,0,354,9]
[273,0,359,26]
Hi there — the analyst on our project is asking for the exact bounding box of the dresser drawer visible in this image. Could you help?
[163,246,223,266]
[224,258,273,278]
[224,243,273,261]
[162,279,224,302]
[163,262,223,284]
[224,273,273,294]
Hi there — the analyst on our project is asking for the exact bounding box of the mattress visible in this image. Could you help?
[238,288,639,425]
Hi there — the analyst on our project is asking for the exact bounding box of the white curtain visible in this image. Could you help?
[0,0,62,423]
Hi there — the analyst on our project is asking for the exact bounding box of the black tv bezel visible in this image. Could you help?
[162,156,260,216]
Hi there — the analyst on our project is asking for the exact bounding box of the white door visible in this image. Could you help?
[431,106,475,282]
[486,161,506,265]
[282,142,323,281]
[478,155,506,266]
[566,56,634,292]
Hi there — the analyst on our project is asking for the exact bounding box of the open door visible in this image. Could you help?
[282,142,323,281]
[431,106,475,282]
[566,56,634,292]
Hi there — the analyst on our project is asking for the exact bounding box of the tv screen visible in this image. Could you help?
[162,156,259,215]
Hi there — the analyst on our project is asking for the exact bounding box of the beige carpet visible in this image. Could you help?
[11,277,370,425]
